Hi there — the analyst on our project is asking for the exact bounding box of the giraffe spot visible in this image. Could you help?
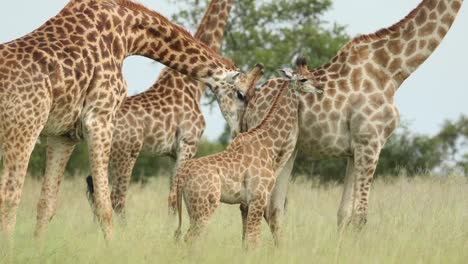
[437,27,448,40]
[323,98,332,112]
[339,65,351,76]
[404,40,417,56]
[364,63,390,88]
[402,21,416,41]
[369,93,385,106]
[406,54,426,69]
[418,22,437,36]
[388,58,402,74]
[329,111,339,121]
[415,7,428,25]
[387,40,403,55]
[452,1,462,11]
[334,94,346,110]
[419,39,427,49]
[427,0,437,9]
[362,79,374,94]
[441,13,455,26]
[337,79,350,93]
[328,63,341,72]
[327,88,336,97]
[351,68,363,91]
[371,39,386,50]
[437,1,447,13]
[373,48,390,68]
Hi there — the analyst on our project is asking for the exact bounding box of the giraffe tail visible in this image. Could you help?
[168,174,182,241]
[86,175,98,222]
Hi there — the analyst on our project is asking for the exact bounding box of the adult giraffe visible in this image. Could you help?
[241,0,464,241]
[0,0,252,240]
[35,0,250,235]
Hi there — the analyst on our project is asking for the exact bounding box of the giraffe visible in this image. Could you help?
[241,0,464,239]
[35,0,242,233]
[168,75,321,249]
[0,0,255,240]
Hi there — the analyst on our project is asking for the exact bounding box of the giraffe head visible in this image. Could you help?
[239,59,323,133]
[278,57,324,94]
[214,64,264,137]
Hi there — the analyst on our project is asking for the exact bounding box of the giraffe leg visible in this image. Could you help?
[109,143,142,222]
[349,143,381,229]
[245,194,268,250]
[170,135,197,189]
[183,198,220,243]
[0,94,49,243]
[265,150,297,246]
[184,179,221,243]
[1,122,47,240]
[82,114,115,240]
[337,157,356,231]
[34,136,75,238]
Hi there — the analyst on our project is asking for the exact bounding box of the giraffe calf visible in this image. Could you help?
[168,74,322,249]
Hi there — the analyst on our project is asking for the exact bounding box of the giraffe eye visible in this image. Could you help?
[299,78,308,83]
[236,91,246,101]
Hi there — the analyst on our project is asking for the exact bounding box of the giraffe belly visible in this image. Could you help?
[220,179,244,204]
[298,120,352,159]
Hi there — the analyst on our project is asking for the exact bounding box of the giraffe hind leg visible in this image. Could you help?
[183,181,220,244]
[1,122,47,239]
[35,137,76,238]
[109,144,141,223]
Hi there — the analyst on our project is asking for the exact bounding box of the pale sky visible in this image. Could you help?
[0,0,466,141]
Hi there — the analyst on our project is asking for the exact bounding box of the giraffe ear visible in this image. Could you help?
[224,71,241,83]
[295,56,309,76]
[293,78,324,94]
[278,69,293,79]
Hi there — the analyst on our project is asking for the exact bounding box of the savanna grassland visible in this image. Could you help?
[3,175,468,263]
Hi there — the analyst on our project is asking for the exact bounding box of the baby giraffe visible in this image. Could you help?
[168,72,322,249]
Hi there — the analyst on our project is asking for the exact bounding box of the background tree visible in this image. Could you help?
[171,0,349,75]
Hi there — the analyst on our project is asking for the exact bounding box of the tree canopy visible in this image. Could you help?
[171,0,349,76]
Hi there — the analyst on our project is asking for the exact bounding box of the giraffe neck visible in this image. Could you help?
[148,0,234,100]
[234,80,296,158]
[85,0,237,87]
[353,0,463,84]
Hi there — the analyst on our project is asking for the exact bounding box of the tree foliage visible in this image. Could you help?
[171,0,349,76]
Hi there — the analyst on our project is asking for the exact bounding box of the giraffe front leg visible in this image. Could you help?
[265,150,297,247]
[337,157,356,231]
[171,135,198,186]
[349,142,381,229]
[109,142,142,223]
[83,113,115,240]
[35,136,76,238]
[245,194,268,250]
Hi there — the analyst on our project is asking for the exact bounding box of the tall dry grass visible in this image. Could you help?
[2,174,468,263]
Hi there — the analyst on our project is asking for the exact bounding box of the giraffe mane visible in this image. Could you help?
[339,0,428,52]
[113,0,237,69]
[241,80,289,138]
